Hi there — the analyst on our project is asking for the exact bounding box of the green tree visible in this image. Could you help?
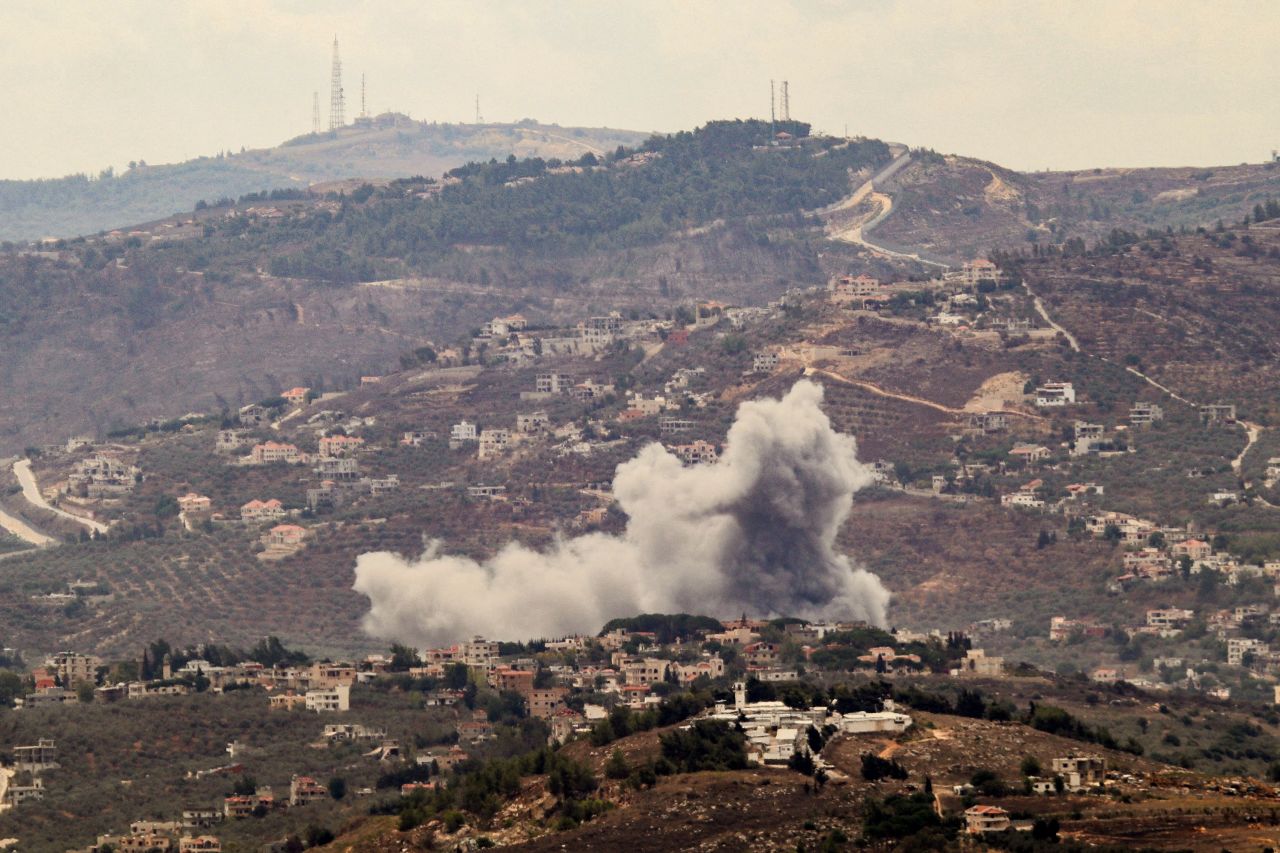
[0,671,24,707]
[605,749,629,780]
[388,644,419,672]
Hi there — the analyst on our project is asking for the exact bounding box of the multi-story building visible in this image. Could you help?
[1034,382,1076,407]
[304,684,350,713]
[1050,755,1106,791]
[250,442,302,465]
[535,373,572,395]
[478,429,511,459]
[49,652,100,687]
[671,440,718,465]
[1129,402,1164,426]
[289,775,329,806]
[579,314,622,347]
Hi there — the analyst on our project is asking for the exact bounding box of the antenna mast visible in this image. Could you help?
[312,91,320,134]
[360,73,368,119]
[328,36,345,130]
[781,80,790,122]
[475,93,483,124]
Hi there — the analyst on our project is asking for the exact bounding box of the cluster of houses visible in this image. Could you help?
[960,755,1112,835]
[1051,591,1280,699]
[79,768,338,853]
[702,681,911,766]
[66,452,142,499]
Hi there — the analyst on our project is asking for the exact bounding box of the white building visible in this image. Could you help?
[305,684,350,713]
[449,421,478,448]
[752,352,780,373]
[1034,382,1076,407]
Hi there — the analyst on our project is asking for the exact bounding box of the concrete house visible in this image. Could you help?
[177,493,212,513]
[305,684,351,713]
[965,805,1011,834]
[1200,404,1237,425]
[263,524,307,547]
[250,442,302,464]
[282,387,311,406]
[318,434,365,458]
[516,411,550,433]
[672,440,718,465]
[478,429,511,459]
[1129,402,1164,426]
[289,775,329,806]
[1010,443,1051,464]
[449,420,478,448]
[241,499,285,523]
[1034,382,1076,407]
[1051,755,1106,791]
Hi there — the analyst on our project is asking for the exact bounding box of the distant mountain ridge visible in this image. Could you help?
[0,115,650,242]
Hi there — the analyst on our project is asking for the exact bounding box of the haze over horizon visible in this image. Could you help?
[2,0,1278,181]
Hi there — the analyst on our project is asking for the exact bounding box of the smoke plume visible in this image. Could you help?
[353,380,889,647]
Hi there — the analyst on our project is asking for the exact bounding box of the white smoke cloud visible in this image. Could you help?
[352,380,889,647]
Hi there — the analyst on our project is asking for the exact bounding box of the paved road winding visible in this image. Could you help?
[13,459,108,534]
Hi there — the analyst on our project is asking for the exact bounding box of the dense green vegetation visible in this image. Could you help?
[598,613,723,643]
[254,120,890,281]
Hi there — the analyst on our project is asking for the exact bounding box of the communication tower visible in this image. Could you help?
[329,36,345,130]
[360,74,368,119]
[781,80,790,122]
[312,91,320,134]
[475,93,483,124]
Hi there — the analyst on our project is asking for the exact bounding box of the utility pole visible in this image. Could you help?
[769,80,775,142]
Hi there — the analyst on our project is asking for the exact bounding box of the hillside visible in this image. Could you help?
[4,217,1280,664]
[869,151,1280,261]
[0,119,876,455]
[1,119,1280,680]
[0,116,649,242]
[329,679,1280,852]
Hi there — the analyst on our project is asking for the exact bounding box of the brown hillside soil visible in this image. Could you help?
[1026,228,1280,418]
[842,494,1117,629]
[506,769,864,853]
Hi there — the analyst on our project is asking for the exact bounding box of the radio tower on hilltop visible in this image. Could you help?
[329,36,345,130]
[781,80,790,122]
[312,91,321,134]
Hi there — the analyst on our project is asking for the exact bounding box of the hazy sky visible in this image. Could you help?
[1,0,1276,180]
